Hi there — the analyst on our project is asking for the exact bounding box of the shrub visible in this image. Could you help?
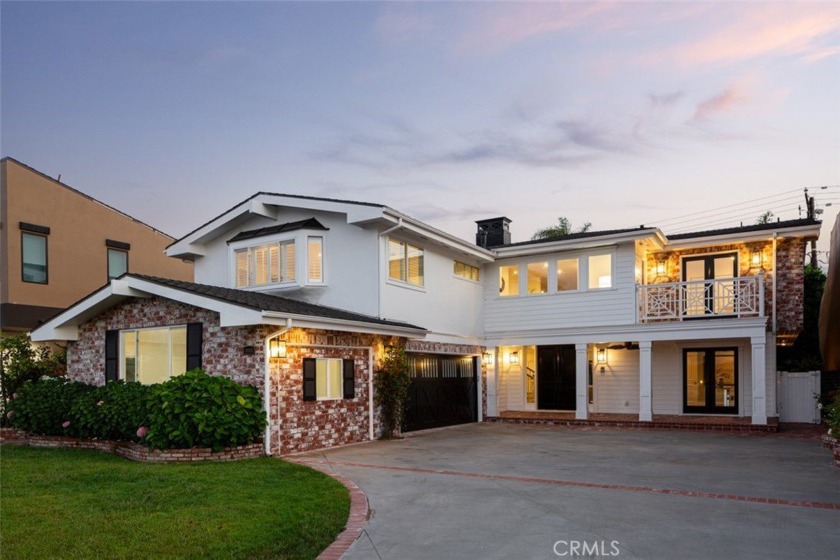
[822,391,840,437]
[7,378,92,435]
[374,344,411,439]
[0,335,65,413]
[145,369,265,451]
[68,382,151,441]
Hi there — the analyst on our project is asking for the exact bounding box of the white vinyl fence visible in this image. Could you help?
[778,371,821,424]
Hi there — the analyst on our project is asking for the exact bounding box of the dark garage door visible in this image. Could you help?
[404,354,478,432]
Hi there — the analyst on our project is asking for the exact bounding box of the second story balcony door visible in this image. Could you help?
[683,253,737,317]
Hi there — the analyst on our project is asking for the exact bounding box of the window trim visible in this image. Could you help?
[21,231,49,284]
[230,230,328,290]
[387,237,425,288]
[107,248,129,281]
[315,357,344,401]
[307,236,325,284]
[555,257,580,293]
[586,252,614,291]
[118,324,188,384]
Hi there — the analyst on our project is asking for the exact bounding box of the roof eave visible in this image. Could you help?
[493,230,660,257]
[382,209,496,263]
[665,223,822,249]
[261,311,427,337]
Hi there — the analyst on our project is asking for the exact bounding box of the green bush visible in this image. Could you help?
[0,335,65,414]
[7,378,92,435]
[374,344,411,439]
[822,391,840,437]
[145,369,266,451]
[68,382,151,441]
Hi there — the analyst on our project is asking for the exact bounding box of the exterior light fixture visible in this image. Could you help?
[269,339,287,359]
[655,256,667,276]
[482,352,494,366]
[596,348,607,365]
[509,351,520,365]
[751,248,762,268]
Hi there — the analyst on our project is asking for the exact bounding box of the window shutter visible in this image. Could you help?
[342,359,355,399]
[105,330,119,382]
[303,358,316,401]
[186,323,203,371]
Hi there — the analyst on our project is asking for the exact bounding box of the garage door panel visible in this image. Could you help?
[405,354,477,432]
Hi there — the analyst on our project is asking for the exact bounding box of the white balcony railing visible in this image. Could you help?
[637,274,764,323]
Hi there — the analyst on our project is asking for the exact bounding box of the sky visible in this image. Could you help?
[2,1,839,262]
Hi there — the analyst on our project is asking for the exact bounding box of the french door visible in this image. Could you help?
[682,253,737,317]
[683,348,738,414]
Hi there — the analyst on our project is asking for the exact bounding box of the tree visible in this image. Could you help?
[532,217,592,240]
[777,265,826,371]
[374,344,411,439]
[757,211,774,225]
[0,334,65,412]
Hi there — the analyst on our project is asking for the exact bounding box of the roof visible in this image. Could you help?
[227,217,328,243]
[1,157,176,240]
[493,226,657,249]
[130,274,422,330]
[667,218,821,240]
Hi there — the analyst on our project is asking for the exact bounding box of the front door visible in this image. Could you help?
[682,253,737,316]
[537,345,576,410]
[683,348,738,414]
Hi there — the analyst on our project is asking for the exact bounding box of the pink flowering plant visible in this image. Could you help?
[5,378,91,436]
[66,381,151,441]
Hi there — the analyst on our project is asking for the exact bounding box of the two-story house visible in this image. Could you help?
[30,191,819,455]
[0,158,193,333]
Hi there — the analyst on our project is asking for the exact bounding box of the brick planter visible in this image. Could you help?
[0,428,263,462]
[822,434,838,449]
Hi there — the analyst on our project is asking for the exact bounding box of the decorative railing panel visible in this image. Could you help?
[638,275,764,323]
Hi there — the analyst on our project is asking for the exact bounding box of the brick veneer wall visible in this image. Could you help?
[774,238,806,334]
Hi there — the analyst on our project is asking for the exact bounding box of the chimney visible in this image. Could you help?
[476,217,512,248]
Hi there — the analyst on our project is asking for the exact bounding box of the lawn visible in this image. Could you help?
[0,445,350,559]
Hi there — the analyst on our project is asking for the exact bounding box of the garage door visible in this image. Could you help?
[404,354,478,432]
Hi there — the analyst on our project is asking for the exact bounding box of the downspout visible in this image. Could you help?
[772,233,778,335]
[377,217,404,319]
[264,318,293,456]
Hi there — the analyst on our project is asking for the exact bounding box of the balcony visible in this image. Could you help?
[638,274,764,323]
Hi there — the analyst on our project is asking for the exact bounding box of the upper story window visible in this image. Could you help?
[388,238,424,287]
[454,260,480,282]
[527,262,548,294]
[107,249,128,280]
[556,258,579,291]
[235,240,295,288]
[22,231,48,284]
[588,254,613,289]
[499,265,519,296]
[308,237,323,283]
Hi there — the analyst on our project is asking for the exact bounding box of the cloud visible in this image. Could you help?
[690,86,750,123]
[649,91,684,108]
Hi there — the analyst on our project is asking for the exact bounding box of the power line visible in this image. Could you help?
[653,195,802,229]
[648,188,803,226]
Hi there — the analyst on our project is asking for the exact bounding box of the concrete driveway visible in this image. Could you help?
[297,423,840,560]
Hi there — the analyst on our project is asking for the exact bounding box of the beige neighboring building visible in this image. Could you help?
[1,157,193,333]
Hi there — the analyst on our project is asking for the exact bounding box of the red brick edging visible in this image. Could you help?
[0,428,263,462]
[288,458,371,560]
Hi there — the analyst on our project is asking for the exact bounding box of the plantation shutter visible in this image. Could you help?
[303,358,316,401]
[342,359,355,399]
[105,330,119,382]
[186,323,203,371]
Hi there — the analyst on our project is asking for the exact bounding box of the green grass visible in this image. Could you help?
[0,445,349,560]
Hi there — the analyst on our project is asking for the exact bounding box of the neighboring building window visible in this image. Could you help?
[588,254,612,289]
[22,232,48,284]
[388,238,424,287]
[120,326,187,385]
[235,240,295,288]
[556,258,579,291]
[527,262,548,294]
[499,265,519,296]
[454,260,480,281]
[107,249,128,280]
[308,237,323,283]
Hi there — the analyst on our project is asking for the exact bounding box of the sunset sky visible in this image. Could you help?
[2,2,839,260]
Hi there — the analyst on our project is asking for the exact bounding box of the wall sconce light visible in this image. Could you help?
[509,351,520,365]
[750,248,762,268]
[596,348,607,365]
[482,352,494,366]
[269,339,287,359]
[655,256,667,276]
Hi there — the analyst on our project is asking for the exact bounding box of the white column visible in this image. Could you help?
[751,337,767,425]
[639,341,653,422]
[477,352,484,422]
[575,343,588,420]
[486,347,498,418]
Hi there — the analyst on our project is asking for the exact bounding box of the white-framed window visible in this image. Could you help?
[527,262,548,294]
[235,240,295,288]
[120,326,187,385]
[588,254,613,289]
[388,238,424,287]
[308,236,323,283]
[316,358,343,400]
[454,260,480,281]
[556,258,579,291]
[499,265,519,296]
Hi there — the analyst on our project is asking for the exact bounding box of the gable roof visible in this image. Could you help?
[227,217,328,244]
[666,218,821,240]
[30,274,426,342]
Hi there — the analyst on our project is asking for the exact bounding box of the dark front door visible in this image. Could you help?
[404,354,478,432]
[682,253,737,317]
[683,348,738,414]
[537,345,576,410]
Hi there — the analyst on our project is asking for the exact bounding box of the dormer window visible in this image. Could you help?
[235,240,295,288]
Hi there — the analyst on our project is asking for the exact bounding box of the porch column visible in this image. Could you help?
[751,337,767,425]
[575,343,588,420]
[639,341,653,422]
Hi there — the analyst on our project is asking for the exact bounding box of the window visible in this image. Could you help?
[315,359,343,399]
[308,237,323,282]
[120,326,187,384]
[454,260,480,281]
[107,249,128,280]
[499,265,519,296]
[683,348,737,414]
[527,262,548,294]
[388,239,424,287]
[235,240,295,288]
[556,258,579,291]
[302,358,354,401]
[588,254,612,289]
[22,232,48,284]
